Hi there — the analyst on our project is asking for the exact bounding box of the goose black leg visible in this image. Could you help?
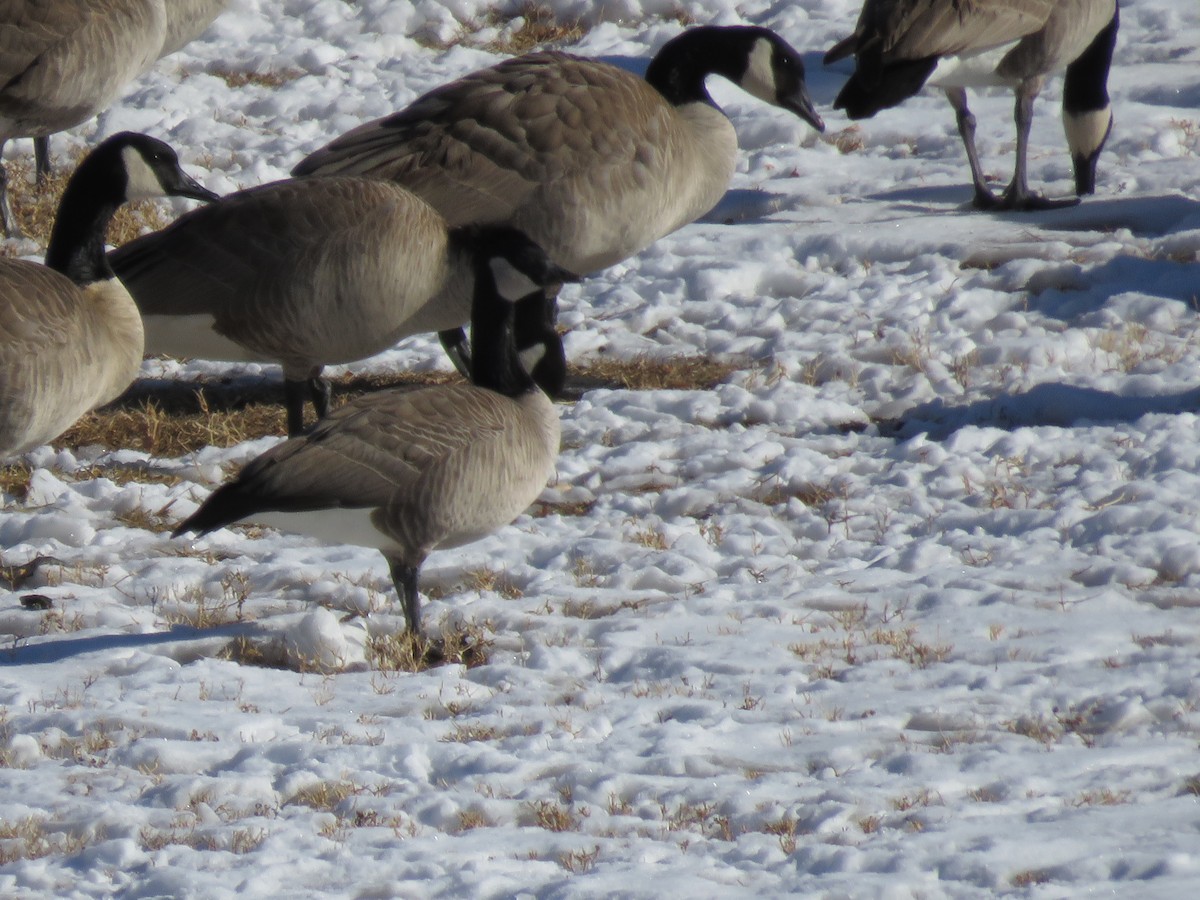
[283,378,308,436]
[389,559,422,635]
[308,373,331,420]
[34,136,51,185]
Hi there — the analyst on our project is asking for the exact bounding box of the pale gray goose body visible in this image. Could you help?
[0,0,172,235]
[159,0,229,57]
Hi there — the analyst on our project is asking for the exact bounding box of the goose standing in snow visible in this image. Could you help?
[108,178,577,436]
[825,0,1120,210]
[173,235,570,637]
[0,132,216,459]
[292,24,826,373]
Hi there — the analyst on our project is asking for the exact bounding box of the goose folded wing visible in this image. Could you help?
[218,385,512,515]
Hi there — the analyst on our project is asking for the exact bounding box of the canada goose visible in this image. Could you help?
[825,0,1120,210]
[107,177,577,436]
[173,235,570,636]
[291,25,826,373]
[0,132,217,459]
[0,0,176,236]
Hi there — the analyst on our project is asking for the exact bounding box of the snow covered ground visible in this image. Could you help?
[3,0,1200,895]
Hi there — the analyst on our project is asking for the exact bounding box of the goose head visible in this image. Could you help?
[45,132,218,282]
[113,133,221,204]
[645,25,825,133]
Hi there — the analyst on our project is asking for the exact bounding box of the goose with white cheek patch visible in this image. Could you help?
[291,24,825,375]
[108,179,573,437]
[0,131,216,460]
[825,0,1119,210]
[172,235,572,637]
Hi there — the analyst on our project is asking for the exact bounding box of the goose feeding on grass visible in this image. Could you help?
[825,0,1120,210]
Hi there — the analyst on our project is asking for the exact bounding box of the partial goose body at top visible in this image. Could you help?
[825,0,1120,210]
[292,25,825,352]
[159,0,230,57]
[108,176,576,436]
[0,0,168,234]
[0,132,216,459]
[0,0,230,236]
[173,238,571,636]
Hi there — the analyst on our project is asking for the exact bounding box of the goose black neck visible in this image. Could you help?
[470,286,535,398]
[44,151,124,285]
[644,25,759,107]
[1063,7,1119,116]
[455,235,537,399]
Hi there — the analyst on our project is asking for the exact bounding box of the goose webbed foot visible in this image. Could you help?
[999,188,1081,211]
[972,183,1080,212]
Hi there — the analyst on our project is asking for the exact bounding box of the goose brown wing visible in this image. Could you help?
[109,177,424,318]
[292,51,670,228]
[850,0,1054,62]
[194,384,513,526]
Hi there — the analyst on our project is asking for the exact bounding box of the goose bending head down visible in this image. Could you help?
[0,131,216,459]
[824,0,1119,210]
[291,24,825,374]
[108,178,578,436]
[172,235,571,637]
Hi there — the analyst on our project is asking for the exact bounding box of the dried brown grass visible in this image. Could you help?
[207,67,304,89]
[570,355,740,391]
[58,370,457,456]
[485,3,586,54]
[367,621,492,673]
[48,352,738,460]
